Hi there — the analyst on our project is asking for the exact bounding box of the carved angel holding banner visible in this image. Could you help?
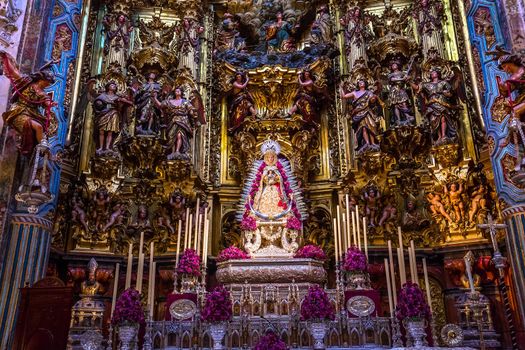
[0,51,57,156]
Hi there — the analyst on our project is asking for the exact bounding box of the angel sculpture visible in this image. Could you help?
[91,81,133,153]
[0,51,57,156]
[288,69,324,128]
[102,11,133,68]
[340,78,383,152]
[176,17,204,77]
[133,72,161,135]
[153,85,205,160]
[388,60,416,127]
[228,71,257,133]
[410,67,461,145]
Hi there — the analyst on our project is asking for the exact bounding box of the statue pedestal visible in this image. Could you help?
[216,258,326,285]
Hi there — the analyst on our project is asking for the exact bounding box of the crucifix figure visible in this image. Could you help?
[477,214,507,253]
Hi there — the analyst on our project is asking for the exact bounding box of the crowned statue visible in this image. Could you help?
[238,140,307,257]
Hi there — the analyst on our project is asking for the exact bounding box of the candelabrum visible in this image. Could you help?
[467,291,486,350]
[143,310,153,350]
[391,317,403,347]
[106,324,113,350]
[430,317,440,346]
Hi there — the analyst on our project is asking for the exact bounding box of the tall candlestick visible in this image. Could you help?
[194,197,200,248]
[111,263,120,317]
[356,205,361,248]
[333,218,339,262]
[342,213,348,251]
[397,247,406,286]
[148,241,154,307]
[150,262,156,318]
[408,246,416,283]
[384,258,394,316]
[351,211,357,246]
[423,258,433,314]
[125,242,133,289]
[196,214,203,251]
[187,213,193,251]
[184,208,190,249]
[387,240,397,306]
[345,194,351,247]
[363,217,368,259]
[175,220,182,269]
[136,232,145,293]
[410,240,418,285]
[336,205,343,252]
[397,227,406,285]
[203,218,210,267]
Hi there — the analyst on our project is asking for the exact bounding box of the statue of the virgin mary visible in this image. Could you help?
[238,140,307,257]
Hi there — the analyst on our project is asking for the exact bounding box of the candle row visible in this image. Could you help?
[383,227,433,315]
[113,200,210,319]
[333,195,369,262]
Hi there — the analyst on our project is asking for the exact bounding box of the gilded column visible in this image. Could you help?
[0,214,52,349]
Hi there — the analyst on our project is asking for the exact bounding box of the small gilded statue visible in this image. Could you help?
[289,70,322,128]
[228,71,257,133]
[388,59,416,127]
[134,72,161,135]
[153,86,205,160]
[340,78,383,153]
[81,258,102,296]
[0,51,57,156]
[92,81,133,154]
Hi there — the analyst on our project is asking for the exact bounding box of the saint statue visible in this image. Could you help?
[81,258,102,296]
[238,140,307,257]
[228,71,256,133]
[176,17,204,79]
[0,51,57,156]
[265,12,294,52]
[102,11,133,69]
[134,72,161,135]
[388,60,416,127]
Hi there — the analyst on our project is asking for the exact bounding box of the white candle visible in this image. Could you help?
[195,214,203,251]
[203,218,210,266]
[408,246,416,284]
[194,197,200,248]
[125,243,133,289]
[184,208,190,249]
[423,258,433,314]
[363,217,368,259]
[398,227,406,285]
[336,205,343,253]
[136,232,145,293]
[333,217,339,262]
[410,240,418,285]
[345,194,351,247]
[148,241,154,306]
[388,240,397,306]
[384,258,394,316]
[342,213,347,251]
[187,214,193,251]
[175,220,182,269]
[111,263,120,317]
[351,211,357,246]
[397,247,406,286]
[356,205,361,248]
[150,262,156,318]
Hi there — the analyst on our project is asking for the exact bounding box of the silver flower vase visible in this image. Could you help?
[405,318,427,348]
[209,322,227,350]
[118,325,138,350]
[309,321,327,349]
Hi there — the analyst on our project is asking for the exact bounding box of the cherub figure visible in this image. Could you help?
[378,194,397,227]
[103,202,128,232]
[426,191,452,222]
[92,187,111,231]
[169,189,187,222]
[445,182,465,223]
[468,184,488,225]
[71,194,89,234]
[363,187,381,227]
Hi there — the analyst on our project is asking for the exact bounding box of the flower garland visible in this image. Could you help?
[253,331,287,350]
[217,246,250,262]
[300,285,335,321]
[201,285,233,323]
[177,248,201,276]
[342,246,367,272]
[241,160,302,230]
[395,282,432,321]
[294,244,326,261]
[111,288,145,326]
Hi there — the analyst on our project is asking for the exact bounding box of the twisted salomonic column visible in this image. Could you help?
[0,214,52,348]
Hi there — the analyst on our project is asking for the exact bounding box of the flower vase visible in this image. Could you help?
[405,318,427,348]
[180,273,198,293]
[209,322,227,350]
[118,325,138,350]
[346,270,369,290]
[309,321,327,349]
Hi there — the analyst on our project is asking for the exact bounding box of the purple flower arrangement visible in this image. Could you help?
[253,331,287,350]
[342,246,367,272]
[395,282,432,321]
[217,246,250,262]
[111,288,145,326]
[201,285,233,323]
[240,216,257,231]
[300,285,335,321]
[177,248,201,276]
[294,244,326,261]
